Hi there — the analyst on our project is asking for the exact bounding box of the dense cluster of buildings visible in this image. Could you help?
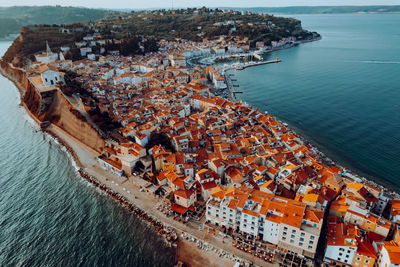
[28,31,400,266]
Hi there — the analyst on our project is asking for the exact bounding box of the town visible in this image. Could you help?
[15,9,400,267]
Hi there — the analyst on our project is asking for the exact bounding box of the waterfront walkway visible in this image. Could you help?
[48,124,277,266]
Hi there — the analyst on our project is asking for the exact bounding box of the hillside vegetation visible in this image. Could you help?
[0,6,116,38]
[104,8,310,42]
[2,8,318,67]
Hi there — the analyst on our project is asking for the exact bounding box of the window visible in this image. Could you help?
[282,237,286,241]
[284,227,288,230]
[208,211,211,215]
[309,240,314,244]
[299,242,303,246]
[310,235,315,240]
[243,224,247,227]
[251,227,254,230]
[339,253,342,256]
[291,234,295,238]
[301,232,305,237]
[283,232,287,236]
[292,229,296,233]
[290,240,294,244]
[308,245,312,249]
[300,237,304,242]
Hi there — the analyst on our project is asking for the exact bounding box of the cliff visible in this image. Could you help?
[42,91,104,153]
[0,59,104,153]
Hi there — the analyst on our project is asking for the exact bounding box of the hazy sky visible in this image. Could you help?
[1,0,400,9]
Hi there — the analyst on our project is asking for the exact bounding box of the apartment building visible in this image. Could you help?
[206,186,323,258]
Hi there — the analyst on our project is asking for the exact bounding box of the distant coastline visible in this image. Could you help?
[225,5,400,15]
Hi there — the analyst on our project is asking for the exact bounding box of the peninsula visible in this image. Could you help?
[1,7,400,267]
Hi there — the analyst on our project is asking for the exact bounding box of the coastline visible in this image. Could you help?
[0,30,398,265]
[213,38,400,199]
[0,63,269,266]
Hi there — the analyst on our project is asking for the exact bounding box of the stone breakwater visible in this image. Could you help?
[43,127,179,245]
[77,169,178,245]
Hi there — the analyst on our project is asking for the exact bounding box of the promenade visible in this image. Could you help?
[48,123,278,267]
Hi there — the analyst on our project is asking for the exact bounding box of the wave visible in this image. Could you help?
[42,131,80,171]
[359,60,400,64]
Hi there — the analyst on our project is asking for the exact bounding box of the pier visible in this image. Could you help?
[223,71,238,101]
[223,58,281,72]
[223,58,281,100]
[241,59,281,70]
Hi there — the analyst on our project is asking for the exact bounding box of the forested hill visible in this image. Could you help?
[102,8,314,42]
[227,6,400,15]
[0,6,117,39]
[3,8,318,67]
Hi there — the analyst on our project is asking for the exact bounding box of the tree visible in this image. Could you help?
[120,36,140,56]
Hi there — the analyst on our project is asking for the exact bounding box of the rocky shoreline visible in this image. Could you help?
[0,63,180,246]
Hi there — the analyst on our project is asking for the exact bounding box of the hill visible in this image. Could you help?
[2,8,318,67]
[0,6,117,39]
[101,8,314,42]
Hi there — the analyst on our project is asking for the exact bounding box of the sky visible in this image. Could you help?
[1,0,400,9]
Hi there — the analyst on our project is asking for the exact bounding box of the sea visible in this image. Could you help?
[0,13,399,266]
[0,45,175,266]
[232,13,400,191]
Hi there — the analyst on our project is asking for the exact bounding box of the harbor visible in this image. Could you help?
[222,58,281,100]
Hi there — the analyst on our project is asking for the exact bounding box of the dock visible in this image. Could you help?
[241,59,281,69]
[224,71,238,101]
[222,58,281,100]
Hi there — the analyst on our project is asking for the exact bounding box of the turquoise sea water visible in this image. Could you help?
[233,13,400,191]
[0,43,175,266]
